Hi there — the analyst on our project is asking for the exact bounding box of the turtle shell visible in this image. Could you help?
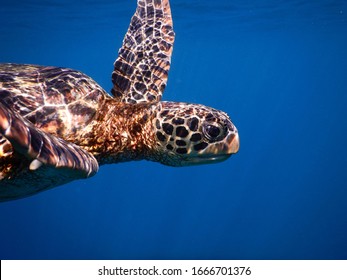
[0,63,109,138]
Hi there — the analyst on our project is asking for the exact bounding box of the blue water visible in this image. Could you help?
[1,0,347,260]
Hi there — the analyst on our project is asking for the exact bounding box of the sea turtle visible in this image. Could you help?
[0,0,239,201]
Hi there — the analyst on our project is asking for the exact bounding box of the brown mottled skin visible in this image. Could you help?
[0,0,239,201]
[74,100,158,164]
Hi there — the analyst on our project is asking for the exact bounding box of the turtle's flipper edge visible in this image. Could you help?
[0,102,99,201]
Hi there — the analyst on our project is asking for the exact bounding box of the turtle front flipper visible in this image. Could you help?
[111,0,175,104]
[0,103,99,201]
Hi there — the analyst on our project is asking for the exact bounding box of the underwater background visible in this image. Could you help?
[0,0,347,259]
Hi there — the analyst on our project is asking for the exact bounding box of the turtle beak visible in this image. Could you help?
[226,131,240,154]
[202,130,239,157]
[181,130,239,166]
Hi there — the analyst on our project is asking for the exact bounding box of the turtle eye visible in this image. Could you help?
[202,123,225,142]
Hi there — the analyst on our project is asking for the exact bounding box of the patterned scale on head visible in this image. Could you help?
[151,102,239,166]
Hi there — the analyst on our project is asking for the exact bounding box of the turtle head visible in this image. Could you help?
[150,102,239,166]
